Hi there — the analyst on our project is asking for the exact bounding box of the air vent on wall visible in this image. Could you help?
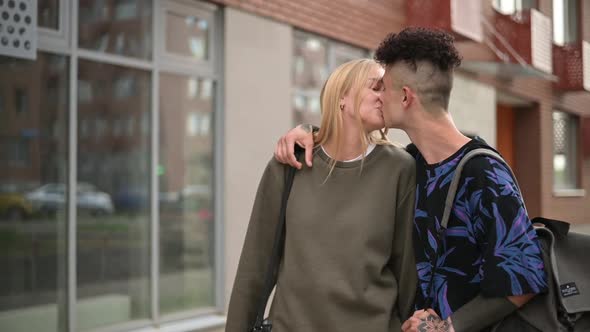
[0,0,37,60]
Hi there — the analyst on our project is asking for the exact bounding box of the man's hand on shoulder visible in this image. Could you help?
[274,124,315,169]
[402,309,455,332]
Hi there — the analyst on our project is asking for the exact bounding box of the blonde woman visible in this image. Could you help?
[226,59,417,332]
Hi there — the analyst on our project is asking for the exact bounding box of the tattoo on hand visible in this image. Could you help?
[417,314,450,332]
[299,123,312,133]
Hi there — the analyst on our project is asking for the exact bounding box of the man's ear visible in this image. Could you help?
[401,86,414,108]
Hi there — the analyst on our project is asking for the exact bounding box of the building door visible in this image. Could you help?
[496,104,516,169]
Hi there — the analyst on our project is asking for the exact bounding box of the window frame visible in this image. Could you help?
[552,0,581,46]
[38,0,70,53]
[157,0,218,77]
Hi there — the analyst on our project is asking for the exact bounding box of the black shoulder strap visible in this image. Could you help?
[441,148,525,229]
[252,153,300,330]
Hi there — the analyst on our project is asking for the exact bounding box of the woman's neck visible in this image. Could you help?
[322,125,369,161]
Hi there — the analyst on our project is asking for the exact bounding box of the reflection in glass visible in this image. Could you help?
[14,88,28,114]
[0,53,69,332]
[159,73,215,314]
[553,111,578,190]
[553,0,578,46]
[78,0,153,59]
[292,32,328,126]
[292,32,368,126]
[492,0,536,14]
[76,59,151,330]
[165,12,209,60]
[38,0,60,30]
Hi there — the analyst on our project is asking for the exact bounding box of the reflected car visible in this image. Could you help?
[113,188,148,213]
[0,192,34,221]
[26,183,114,216]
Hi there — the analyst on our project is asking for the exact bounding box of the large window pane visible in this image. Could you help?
[292,32,328,126]
[159,73,215,314]
[553,111,579,190]
[77,59,151,330]
[78,0,153,59]
[553,0,579,46]
[0,53,68,332]
[292,31,367,126]
[38,0,60,30]
[165,11,210,60]
[492,0,536,14]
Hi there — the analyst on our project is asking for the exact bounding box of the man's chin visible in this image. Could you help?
[382,118,394,129]
[382,117,403,129]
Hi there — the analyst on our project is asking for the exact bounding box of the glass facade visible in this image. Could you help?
[553,0,579,46]
[492,0,536,14]
[0,1,220,331]
[0,52,69,332]
[79,0,153,59]
[76,60,152,330]
[38,0,60,30]
[165,13,210,60]
[292,30,367,126]
[158,74,215,314]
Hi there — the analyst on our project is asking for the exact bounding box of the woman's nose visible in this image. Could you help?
[375,91,383,102]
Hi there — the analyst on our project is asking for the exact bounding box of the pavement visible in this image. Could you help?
[571,223,590,235]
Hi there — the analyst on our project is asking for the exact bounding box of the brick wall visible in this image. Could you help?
[209,0,405,49]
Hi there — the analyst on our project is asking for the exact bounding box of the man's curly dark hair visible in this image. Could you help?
[374,27,462,71]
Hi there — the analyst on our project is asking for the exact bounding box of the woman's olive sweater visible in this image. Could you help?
[226,145,417,332]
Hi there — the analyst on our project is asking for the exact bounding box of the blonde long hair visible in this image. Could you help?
[315,59,391,180]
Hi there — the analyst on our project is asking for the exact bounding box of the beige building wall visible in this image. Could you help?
[223,7,293,316]
[449,73,497,147]
[387,73,497,148]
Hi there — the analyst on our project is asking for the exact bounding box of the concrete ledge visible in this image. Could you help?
[0,294,131,332]
[553,189,586,197]
[129,315,226,332]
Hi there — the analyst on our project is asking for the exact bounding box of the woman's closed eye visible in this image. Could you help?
[371,80,384,92]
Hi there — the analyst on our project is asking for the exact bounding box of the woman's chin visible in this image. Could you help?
[365,124,385,133]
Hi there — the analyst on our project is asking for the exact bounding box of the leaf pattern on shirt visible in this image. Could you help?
[413,147,547,320]
[489,202,546,294]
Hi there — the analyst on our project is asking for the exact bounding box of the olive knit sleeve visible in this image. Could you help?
[226,159,285,332]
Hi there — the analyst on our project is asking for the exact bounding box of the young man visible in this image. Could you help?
[274,27,547,332]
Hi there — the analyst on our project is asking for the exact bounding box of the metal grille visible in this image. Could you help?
[553,43,583,90]
[0,0,37,60]
[564,44,583,87]
[553,112,568,154]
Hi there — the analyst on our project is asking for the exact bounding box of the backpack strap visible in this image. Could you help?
[441,148,524,229]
